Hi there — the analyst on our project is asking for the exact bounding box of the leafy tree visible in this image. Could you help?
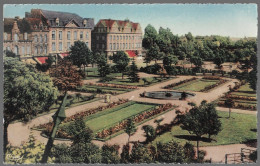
[213,52,225,68]
[124,118,137,144]
[146,44,161,64]
[51,144,72,163]
[69,41,93,72]
[75,93,82,101]
[142,125,156,142]
[120,144,130,163]
[142,24,158,49]
[163,54,178,67]
[224,98,235,118]
[46,55,56,68]
[190,55,203,69]
[249,69,257,91]
[4,57,59,158]
[130,143,154,163]
[111,51,130,79]
[101,144,120,164]
[5,133,55,164]
[128,59,140,82]
[64,117,93,144]
[183,142,196,163]
[5,50,17,58]
[176,101,222,159]
[96,52,111,77]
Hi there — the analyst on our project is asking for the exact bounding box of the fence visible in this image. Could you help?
[225,148,256,164]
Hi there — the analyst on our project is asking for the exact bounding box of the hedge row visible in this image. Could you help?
[217,101,256,110]
[163,77,197,89]
[199,79,228,92]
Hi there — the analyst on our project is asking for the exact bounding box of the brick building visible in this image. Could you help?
[3,9,94,58]
[91,19,143,60]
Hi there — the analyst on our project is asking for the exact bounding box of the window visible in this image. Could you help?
[21,46,25,55]
[80,31,83,40]
[97,44,99,49]
[120,43,122,49]
[67,42,71,50]
[39,47,43,54]
[40,35,43,43]
[129,43,131,49]
[117,43,119,50]
[96,36,99,40]
[102,36,105,40]
[67,31,71,40]
[7,46,11,51]
[34,35,38,42]
[102,44,105,49]
[123,36,125,40]
[110,36,112,41]
[132,43,134,49]
[126,36,128,40]
[44,46,47,54]
[59,42,63,51]
[123,43,125,49]
[83,19,87,27]
[14,34,19,42]
[132,36,134,40]
[120,36,122,40]
[113,35,115,40]
[27,46,30,54]
[52,42,56,51]
[24,33,28,40]
[4,33,7,40]
[113,43,116,50]
[59,31,62,40]
[56,18,59,26]
[86,42,89,48]
[126,43,128,49]
[74,31,77,40]
[86,32,89,40]
[117,35,119,40]
[129,36,131,40]
[52,31,56,40]
[110,43,112,50]
[44,34,47,42]
[34,46,38,55]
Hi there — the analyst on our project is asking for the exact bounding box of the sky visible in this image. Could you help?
[3,4,258,38]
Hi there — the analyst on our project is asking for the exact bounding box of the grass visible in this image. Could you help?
[107,77,174,87]
[172,79,219,92]
[230,83,256,98]
[152,111,257,147]
[61,101,158,134]
[84,67,123,80]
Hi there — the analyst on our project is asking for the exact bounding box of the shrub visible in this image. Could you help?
[101,144,120,164]
[99,77,115,83]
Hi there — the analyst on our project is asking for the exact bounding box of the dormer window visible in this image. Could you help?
[56,18,59,26]
[14,34,19,42]
[4,33,7,40]
[24,32,27,40]
[83,19,87,27]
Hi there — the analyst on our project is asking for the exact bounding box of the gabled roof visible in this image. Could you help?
[96,19,140,31]
[40,9,94,29]
[4,18,32,33]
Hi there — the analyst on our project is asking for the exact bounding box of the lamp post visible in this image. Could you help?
[40,92,68,163]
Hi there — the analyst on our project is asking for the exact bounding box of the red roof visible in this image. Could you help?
[126,50,137,57]
[36,57,48,64]
[60,52,69,58]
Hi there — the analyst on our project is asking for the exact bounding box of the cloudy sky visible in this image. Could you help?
[4,4,258,38]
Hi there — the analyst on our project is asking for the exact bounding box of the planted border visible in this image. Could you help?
[163,77,197,89]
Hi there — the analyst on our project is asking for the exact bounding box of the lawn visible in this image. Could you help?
[172,79,219,92]
[231,83,256,98]
[152,111,257,147]
[84,67,123,80]
[61,101,158,134]
[107,77,173,86]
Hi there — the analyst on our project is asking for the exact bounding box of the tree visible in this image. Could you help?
[64,117,93,144]
[96,52,111,77]
[4,57,59,159]
[110,51,130,79]
[69,41,93,72]
[130,143,154,163]
[46,55,56,68]
[142,125,156,142]
[163,54,178,67]
[101,144,120,164]
[176,101,222,159]
[4,50,17,58]
[51,143,72,163]
[120,144,130,163]
[146,44,161,64]
[128,59,140,82]
[224,98,235,118]
[190,55,203,69]
[124,118,137,144]
[142,24,158,50]
[213,52,225,69]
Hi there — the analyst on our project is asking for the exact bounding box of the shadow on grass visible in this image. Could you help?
[242,139,257,148]
[174,135,216,143]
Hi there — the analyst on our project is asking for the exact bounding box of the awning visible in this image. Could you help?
[125,50,137,58]
[35,57,49,64]
[59,52,70,58]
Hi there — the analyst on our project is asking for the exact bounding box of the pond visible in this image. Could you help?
[143,91,195,100]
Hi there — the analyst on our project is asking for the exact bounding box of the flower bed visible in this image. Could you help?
[217,101,256,110]
[87,83,138,89]
[199,79,228,92]
[163,77,197,89]
[96,103,173,139]
[202,76,221,80]
[225,94,256,101]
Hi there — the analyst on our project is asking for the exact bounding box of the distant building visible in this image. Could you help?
[91,19,143,61]
[3,9,94,58]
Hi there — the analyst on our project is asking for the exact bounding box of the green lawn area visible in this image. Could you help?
[172,79,219,92]
[61,101,158,134]
[231,83,256,98]
[152,111,257,147]
[84,67,123,80]
[107,77,173,86]
[76,84,133,95]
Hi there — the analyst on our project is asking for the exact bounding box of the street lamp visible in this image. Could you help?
[41,92,68,163]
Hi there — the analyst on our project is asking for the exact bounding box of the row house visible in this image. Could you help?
[91,19,143,60]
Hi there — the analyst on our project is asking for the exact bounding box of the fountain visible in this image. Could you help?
[141,91,195,100]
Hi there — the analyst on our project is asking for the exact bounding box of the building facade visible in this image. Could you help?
[91,19,143,59]
[3,9,94,57]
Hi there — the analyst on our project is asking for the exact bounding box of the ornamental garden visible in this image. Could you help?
[4,25,257,164]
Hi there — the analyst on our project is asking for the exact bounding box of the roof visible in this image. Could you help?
[96,19,140,30]
[4,18,32,33]
[40,9,94,29]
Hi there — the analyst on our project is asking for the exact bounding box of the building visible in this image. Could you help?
[3,9,94,59]
[91,19,143,61]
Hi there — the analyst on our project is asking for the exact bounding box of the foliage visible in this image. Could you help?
[120,144,130,163]
[4,50,17,58]
[142,125,156,142]
[5,134,55,164]
[49,59,83,91]
[96,52,111,77]
[163,54,178,67]
[69,41,93,71]
[101,144,120,164]
[190,55,203,68]
[124,118,137,143]
[130,143,154,163]
[128,60,140,82]
[51,144,72,163]
[64,117,93,144]
[110,51,130,78]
